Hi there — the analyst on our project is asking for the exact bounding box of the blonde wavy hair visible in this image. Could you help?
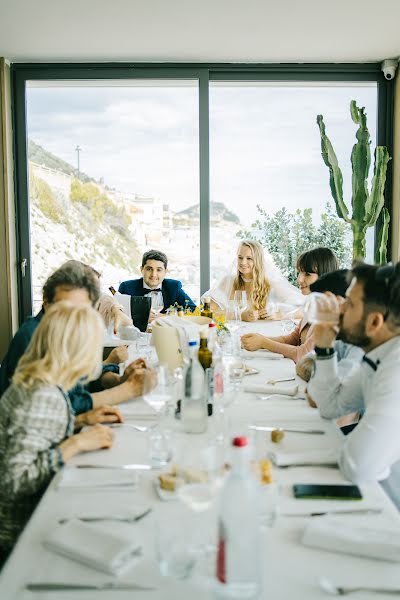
[13,302,104,391]
[233,240,270,310]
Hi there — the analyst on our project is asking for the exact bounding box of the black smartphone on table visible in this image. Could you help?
[293,483,362,500]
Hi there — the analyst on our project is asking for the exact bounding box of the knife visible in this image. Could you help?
[75,464,152,470]
[26,582,156,591]
[283,508,383,517]
[59,507,152,524]
[266,377,296,384]
[250,425,325,435]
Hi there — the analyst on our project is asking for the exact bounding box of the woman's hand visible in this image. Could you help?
[241,333,266,351]
[75,405,123,429]
[241,309,259,322]
[60,424,114,461]
[258,308,271,320]
[74,424,114,452]
[105,345,129,365]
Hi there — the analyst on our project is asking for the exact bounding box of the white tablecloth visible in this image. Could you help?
[1,321,400,599]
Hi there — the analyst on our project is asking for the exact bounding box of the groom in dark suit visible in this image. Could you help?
[118,250,196,317]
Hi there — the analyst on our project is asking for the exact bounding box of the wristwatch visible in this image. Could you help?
[314,346,335,358]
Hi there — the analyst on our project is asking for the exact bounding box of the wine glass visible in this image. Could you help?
[144,366,174,467]
[233,290,248,315]
[151,294,164,319]
[225,301,241,334]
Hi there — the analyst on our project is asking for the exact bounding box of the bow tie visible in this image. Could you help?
[144,288,162,293]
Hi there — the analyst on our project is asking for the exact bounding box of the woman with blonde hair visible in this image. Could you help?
[0,302,123,561]
[206,239,303,322]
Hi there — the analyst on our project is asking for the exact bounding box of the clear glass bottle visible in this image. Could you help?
[216,436,263,599]
[182,341,207,434]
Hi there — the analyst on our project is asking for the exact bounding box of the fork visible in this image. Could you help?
[319,576,400,595]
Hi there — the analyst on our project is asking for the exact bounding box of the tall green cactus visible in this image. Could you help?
[317,101,391,261]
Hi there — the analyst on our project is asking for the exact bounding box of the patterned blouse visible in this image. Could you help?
[0,383,74,553]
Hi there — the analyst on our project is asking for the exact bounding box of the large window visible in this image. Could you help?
[209,82,377,286]
[26,80,200,313]
[12,65,392,320]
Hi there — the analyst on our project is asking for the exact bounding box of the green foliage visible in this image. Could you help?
[317,101,391,260]
[238,202,352,284]
[28,139,90,182]
[375,208,390,265]
[29,171,63,223]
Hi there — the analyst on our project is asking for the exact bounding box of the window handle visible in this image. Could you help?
[21,258,27,277]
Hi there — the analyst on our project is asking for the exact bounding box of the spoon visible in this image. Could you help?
[319,576,400,596]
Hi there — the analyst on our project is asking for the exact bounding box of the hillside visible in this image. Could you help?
[176,201,240,224]
[28,139,91,183]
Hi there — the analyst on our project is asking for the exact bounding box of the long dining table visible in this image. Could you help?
[1,320,400,599]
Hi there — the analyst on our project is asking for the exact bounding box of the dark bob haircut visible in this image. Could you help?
[296,247,339,277]
[310,269,349,298]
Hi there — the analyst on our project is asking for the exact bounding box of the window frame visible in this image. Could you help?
[11,62,394,323]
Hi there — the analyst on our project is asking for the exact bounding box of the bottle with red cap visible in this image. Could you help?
[216,436,262,598]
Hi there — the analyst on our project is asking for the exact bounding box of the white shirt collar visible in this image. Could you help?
[143,281,163,291]
[366,335,400,364]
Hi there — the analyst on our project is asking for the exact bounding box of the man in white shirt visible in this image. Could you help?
[308,262,400,489]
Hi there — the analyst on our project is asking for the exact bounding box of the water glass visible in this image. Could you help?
[281,319,297,335]
[148,428,172,467]
[304,292,341,325]
[155,508,196,579]
[229,358,246,390]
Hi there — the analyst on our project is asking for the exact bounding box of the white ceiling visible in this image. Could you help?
[1,0,400,64]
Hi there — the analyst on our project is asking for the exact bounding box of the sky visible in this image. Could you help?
[26,81,378,228]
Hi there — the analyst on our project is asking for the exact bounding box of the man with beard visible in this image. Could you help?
[308,261,400,492]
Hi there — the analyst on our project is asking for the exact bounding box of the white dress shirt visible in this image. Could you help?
[308,336,400,484]
[143,282,164,311]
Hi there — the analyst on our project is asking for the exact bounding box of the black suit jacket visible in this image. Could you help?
[118,278,196,312]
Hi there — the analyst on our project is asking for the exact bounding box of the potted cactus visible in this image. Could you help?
[317,101,391,262]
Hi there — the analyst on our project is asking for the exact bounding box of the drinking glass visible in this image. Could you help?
[151,294,164,318]
[144,365,174,466]
[281,319,297,335]
[304,292,341,325]
[233,290,248,315]
[225,301,241,334]
[228,357,246,391]
[155,506,196,579]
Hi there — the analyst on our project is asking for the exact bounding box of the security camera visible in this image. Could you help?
[382,59,397,80]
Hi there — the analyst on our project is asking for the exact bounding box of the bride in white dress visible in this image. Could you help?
[204,239,303,322]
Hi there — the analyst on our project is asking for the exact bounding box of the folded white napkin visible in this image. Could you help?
[58,468,137,489]
[244,382,299,396]
[302,516,400,562]
[44,519,142,574]
[268,448,338,467]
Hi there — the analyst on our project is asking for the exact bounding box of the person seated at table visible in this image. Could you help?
[203,239,304,322]
[308,262,400,499]
[241,247,338,361]
[0,261,152,413]
[86,265,133,335]
[119,249,196,320]
[296,269,364,382]
[0,302,123,563]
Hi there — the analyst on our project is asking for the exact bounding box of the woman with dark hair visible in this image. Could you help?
[241,247,339,362]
